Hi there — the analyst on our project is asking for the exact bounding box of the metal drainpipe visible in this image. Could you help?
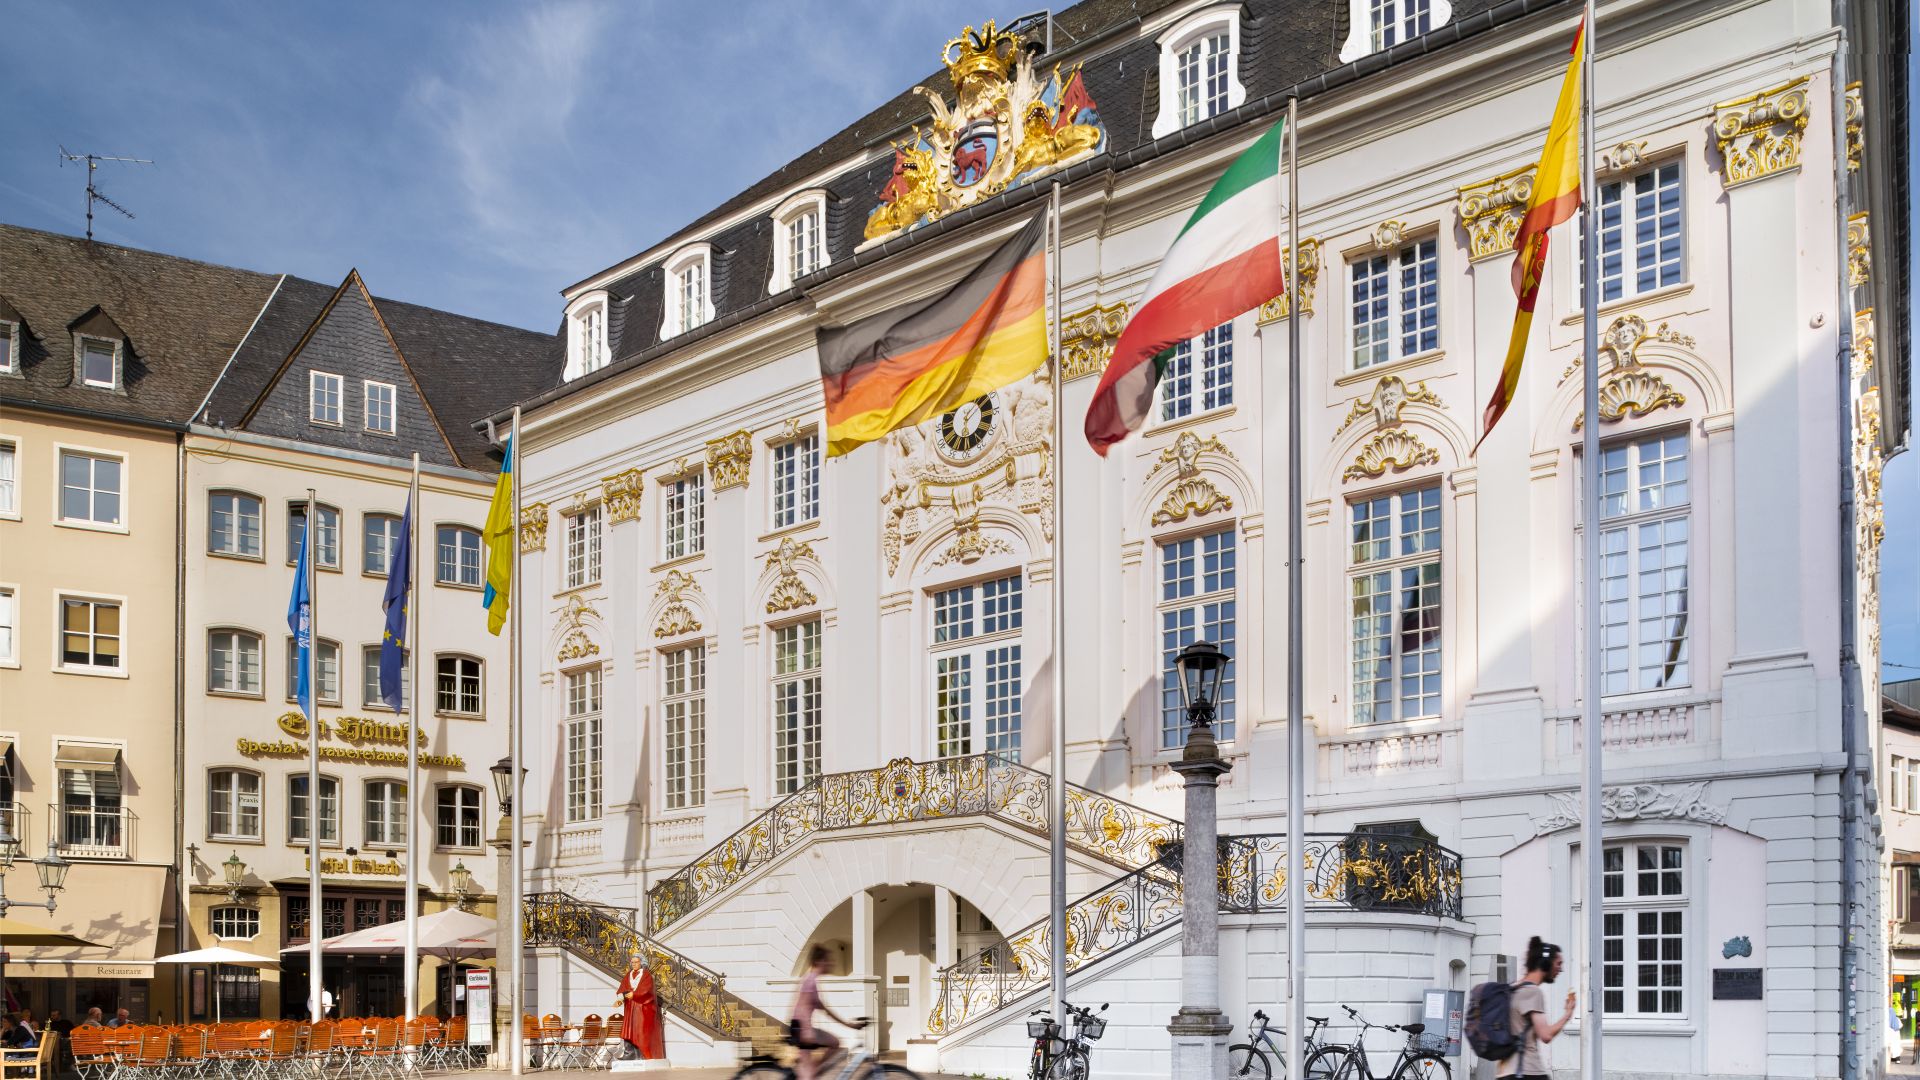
[1825,2,1862,1076]
[174,433,190,1021]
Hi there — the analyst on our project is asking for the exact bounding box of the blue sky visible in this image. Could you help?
[1,2,1915,682]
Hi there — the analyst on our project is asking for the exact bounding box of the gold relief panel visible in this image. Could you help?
[653,569,705,639]
[1847,213,1870,289]
[765,536,819,613]
[705,430,753,490]
[1256,239,1321,321]
[1712,77,1811,188]
[519,502,549,553]
[1844,81,1864,172]
[931,516,1013,568]
[1059,302,1129,382]
[601,468,645,524]
[1574,369,1687,431]
[1331,376,1445,440]
[1342,428,1440,483]
[1150,477,1233,526]
[1455,166,1534,261]
[1854,308,1877,380]
[557,628,600,663]
[1143,429,1235,485]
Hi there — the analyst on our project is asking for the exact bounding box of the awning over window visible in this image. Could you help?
[53,741,121,770]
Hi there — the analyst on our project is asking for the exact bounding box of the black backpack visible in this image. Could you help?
[1465,980,1522,1061]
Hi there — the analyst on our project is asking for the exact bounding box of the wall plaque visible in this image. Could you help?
[1712,968,1763,1000]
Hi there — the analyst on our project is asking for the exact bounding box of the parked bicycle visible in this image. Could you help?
[730,1016,921,1080]
[1043,1001,1108,1080]
[1026,1007,1065,1080]
[1318,1005,1451,1080]
[1227,1009,1346,1078]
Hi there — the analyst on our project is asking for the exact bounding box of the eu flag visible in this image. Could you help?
[379,495,413,713]
[287,515,313,720]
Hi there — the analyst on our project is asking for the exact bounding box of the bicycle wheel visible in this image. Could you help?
[1305,1045,1352,1080]
[1227,1043,1272,1079]
[865,1064,925,1079]
[1390,1053,1451,1080]
[730,1063,792,1080]
[1045,1047,1090,1080]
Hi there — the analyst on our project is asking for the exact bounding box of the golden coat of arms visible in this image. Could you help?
[863,20,1107,244]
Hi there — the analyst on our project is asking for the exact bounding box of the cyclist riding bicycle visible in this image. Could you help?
[791,945,867,1080]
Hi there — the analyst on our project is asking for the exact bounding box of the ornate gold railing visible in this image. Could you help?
[927,832,1464,1036]
[524,891,785,1048]
[646,755,1181,935]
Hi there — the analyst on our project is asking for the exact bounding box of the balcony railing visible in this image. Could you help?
[51,805,135,859]
[0,803,29,855]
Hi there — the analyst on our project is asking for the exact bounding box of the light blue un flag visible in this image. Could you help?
[287,516,314,719]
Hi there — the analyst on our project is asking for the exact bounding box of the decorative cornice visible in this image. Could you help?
[519,503,549,553]
[1256,239,1321,321]
[1144,429,1235,484]
[1150,477,1233,526]
[1847,213,1870,289]
[1712,76,1811,188]
[1532,781,1727,836]
[705,429,753,490]
[1596,139,1650,175]
[931,517,1013,567]
[1332,375,1445,440]
[1843,81,1864,173]
[601,468,645,525]
[1059,302,1129,382]
[1455,166,1534,261]
[1342,428,1440,483]
[765,536,819,613]
[653,569,703,639]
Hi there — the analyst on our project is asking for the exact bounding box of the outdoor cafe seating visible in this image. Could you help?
[66,1016,480,1080]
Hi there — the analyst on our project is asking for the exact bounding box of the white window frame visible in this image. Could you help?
[769,192,831,293]
[0,438,17,520]
[436,524,484,589]
[0,319,17,375]
[361,644,410,710]
[76,335,121,390]
[363,380,397,435]
[1339,0,1453,62]
[55,592,125,676]
[0,584,17,668]
[1347,236,1441,371]
[363,779,408,848]
[288,502,341,569]
[564,667,604,823]
[1582,430,1691,697]
[929,574,1024,759]
[770,434,820,531]
[285,636,342,706]
[1894,755,1907,812]
[661,245,714,339]
[1596,839,1689,1019]
[436,654,484,717]
[55,445,126,531]
[1576,161,1687,309]
[662,645,707,811]
[210,906,261,940]
[662,471,706,561]
[563,506,603,590]
[435,785,484,851]
[288,773,341,847]
[1156,529,1238,749]
[772,619,823,795]
[1347,484,1443,725]
[209,490,264,560]
[208,628,265,697]
[309,371,344,426]
[1155,321,1235,423]
[363,512,403,576]
[208,768,263,841]
[58,759,124,854]
[1149,5,1247,139]
[565,293,611,381]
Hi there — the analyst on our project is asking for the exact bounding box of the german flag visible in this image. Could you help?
[818,211,1048,456]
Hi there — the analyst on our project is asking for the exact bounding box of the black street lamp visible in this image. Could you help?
[1174,639,1230,736]
[490,756,525,815]
[222,852,249,903]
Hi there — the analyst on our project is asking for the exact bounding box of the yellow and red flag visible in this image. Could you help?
[1475,21,1586,453]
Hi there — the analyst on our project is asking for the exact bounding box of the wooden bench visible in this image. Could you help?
[2,1032,58,1080]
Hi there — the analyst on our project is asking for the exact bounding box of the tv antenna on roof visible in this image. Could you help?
[58,146,154,242]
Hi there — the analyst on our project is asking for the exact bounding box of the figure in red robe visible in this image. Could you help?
[616,953,666,1060]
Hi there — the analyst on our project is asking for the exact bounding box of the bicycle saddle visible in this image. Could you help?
[1402,1023,1426,1036]
[1307,1015,1327,1024]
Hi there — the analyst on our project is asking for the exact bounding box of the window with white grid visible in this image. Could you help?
[208,769,262,840]
[771,435,820,530]
[287,638,342,705]
[1349,238,1439,369]
[930,575,1024,759]
[288,503,340,568]
[564,506,602,589]
[59,595,121,671]
[209,629,263,696]
[364,780,407,847]
[209,491,263,558]
[211,906,260,940]
[1349,484,1442,724]
[663,646,707,810]
[1895,756,1908,812]
[363,381,396,435]
[1579,162,1685,305]
[664,473,706,560]
[1176,32,1230,127]
[1158,530,1237,748]
[679,262,707,333]
[288,774,340,846]
[60,449,123,527]
[435,786,483,850]
[773,620,822,794]
[0,587,14,666]
[1370,0,1432,49]
[437,525,483,587]
[361,646,409,710]
[788,207,823,281]
[577,304,608,375]
[0,440,15,517]
[310,372,343,425]
[1159,322,1233,422]
[435,654,482,715]
[1589,431,1689,695]
[564,668,603,823]
[1600,841,1687,1018]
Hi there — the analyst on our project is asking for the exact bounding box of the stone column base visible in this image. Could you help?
[1168,1006,1233,1078]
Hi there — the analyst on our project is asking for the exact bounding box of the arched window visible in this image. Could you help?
[286,637,342,705]
[566,292,611,380]
[436,654,483,716]
[208,768,262,840]
[769,191,831,293]
[1339,0,1454,63]
[1150,6,1246,139]
[363,513,403,575]
[289,774,341,846]
[208,629,264,696]
[436,525,483,588]
[208,491,263,558]
[435,785,484,850]
[364,780,407,847]
[662,246,714,339]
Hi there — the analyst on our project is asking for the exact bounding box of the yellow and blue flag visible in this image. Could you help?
[378,495,412,710]
[481,436,514,635]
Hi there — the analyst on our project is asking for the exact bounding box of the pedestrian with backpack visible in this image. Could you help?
[1497,937,1575,1077]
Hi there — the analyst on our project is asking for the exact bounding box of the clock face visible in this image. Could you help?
[937,394,997,461]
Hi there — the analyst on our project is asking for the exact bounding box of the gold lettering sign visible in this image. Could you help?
[277,712,427,747]
[305,857,405,877]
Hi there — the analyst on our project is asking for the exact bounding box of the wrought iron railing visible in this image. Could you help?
[52,804,133,859]
[524,891,786,1049]
[646,755,1180,935]
[928,832,1464,1036]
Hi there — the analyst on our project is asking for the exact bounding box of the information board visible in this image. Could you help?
[465,968,494,1045]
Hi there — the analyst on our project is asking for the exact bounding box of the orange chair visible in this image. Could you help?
[574,1017,603,1069]
[358,1021,400,1080]
[69,1027,114,1080]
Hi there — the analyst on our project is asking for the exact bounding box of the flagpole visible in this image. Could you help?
[404,452,421,1022]
[306,487,323,1024]
[1046,178,1069,1029]
[1577,2,1604,1078]
[507,407,525,1076]
[1282,97,1308,1080]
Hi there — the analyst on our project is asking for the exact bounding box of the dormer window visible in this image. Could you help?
[663,246,714,339]
[78,336,118,389]
[1150,5,1246,139]
[1340,0,1452,63]
[310,371,343,426]
[770,192,830,293]
[564,294,610,382]
[0,320,17,375]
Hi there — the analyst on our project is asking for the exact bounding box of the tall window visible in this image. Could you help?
[771,436,820,529]
[364,780,407,847]
[1349,484,1442,724]
[1350,238,1439,369]
[79,338,117,388]
[59,450,123,526]
[435,786,483,849]
[1895,755,1908,812]
[564,668,603,823]
[1599,841,1686,1017]
[286,638,341,705]
[1159,322,1233,421]
[677,262,707,334]
[437,525,483,587]
[662,647,707,810]
[361,646,410,710]
[1592,431,1689,695]
[564,507,602,589]
[0,321,15,375]
[0,440,15,516]
[288,503,340,568]
[310,371,343,425]
[1158,531,1237,748]
[1581,162,1685,304]
[209,492,263,558]
[363,513,403,575]
[288,775,341,845]
[61,765,122,853]
[1370,0,1432,49]
[772,620,823,794]
[931,575,1024,758]
[664,473,706,561]
[1176,33,1231,126]
[209,629,264,695]
[436,655,483,716]
[788,207,823,281]
[208,769,262,840]
[59,596,121,671]
[363,381,396,435]
[578,304,608,375]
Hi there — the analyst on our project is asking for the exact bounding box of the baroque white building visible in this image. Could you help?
[497,0,1912,1077]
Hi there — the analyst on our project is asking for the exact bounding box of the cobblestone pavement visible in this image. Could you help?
[434,1067,979,1080]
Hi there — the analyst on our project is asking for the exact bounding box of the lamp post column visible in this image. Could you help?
[1168,643,1233,1079]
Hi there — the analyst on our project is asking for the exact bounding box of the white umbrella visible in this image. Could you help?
[156,944,279,1022]
[282,908,496,961]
